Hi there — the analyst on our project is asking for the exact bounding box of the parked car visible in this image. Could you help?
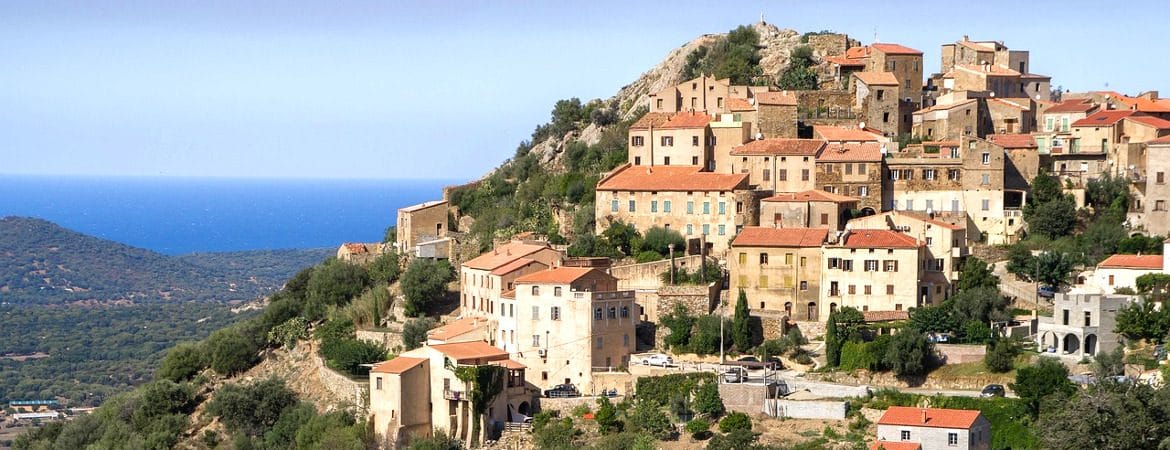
[723,367,746,383]
[737,356,760,363]
[765,356,783,370]
[641,353,674,367]
[1038,285,1056,299]
[543,384,580,398]
[980,384,1005,398]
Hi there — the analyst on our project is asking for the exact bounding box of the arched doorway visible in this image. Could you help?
[1063,334,1080,354]
[784,302,793,317]
[860,207,876,217]
[829,303,838,314]
[1084,334,1098,355]
[806,302,817,321]
[1040,331,1058,352]
[518,401,531,416]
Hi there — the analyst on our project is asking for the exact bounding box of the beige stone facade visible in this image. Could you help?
[726,138,824,192]
[729,227,828,320]
[1140,139,1170,235]
[867,44,924,104]
[853,72,901,136]
[913,98,978,140]
[847,211,969,304]
[459,241,563,348]
[397,200,448,255]
[627,112,714,168]
[756,91,799,138]
[815,141,885,211]
[758,191,859,231]
[649,75,741,114]
[821,229,923,318]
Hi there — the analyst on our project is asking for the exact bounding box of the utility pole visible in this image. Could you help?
[668,243,676,285]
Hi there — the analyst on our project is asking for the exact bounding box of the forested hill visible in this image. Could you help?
[0,216,330,304]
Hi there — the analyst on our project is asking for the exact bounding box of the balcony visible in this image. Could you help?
[443,389,466,401]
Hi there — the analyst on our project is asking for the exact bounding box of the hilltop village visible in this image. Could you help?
[345,29,1170,450]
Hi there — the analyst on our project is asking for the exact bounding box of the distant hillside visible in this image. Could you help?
[0,216,330,304]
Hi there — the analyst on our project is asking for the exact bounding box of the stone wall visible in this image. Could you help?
[314,355,368,415]
[611,255,706,291]
[758,104,798,138]
[766,399,848,419]
[537,395,627,415]
[791,321,828,340]
[657,284,719,316]
[935,344,988,364]
[591,372,637,396]
[806,34,849,58]
[795,90,856,126]
[719,383,782,413]
[781,378,871,398]
[356,326,404,353]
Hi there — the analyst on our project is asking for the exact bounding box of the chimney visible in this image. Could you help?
[963,35,969,42]
[921,408,928,423]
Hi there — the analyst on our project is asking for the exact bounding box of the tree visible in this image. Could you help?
[401,258,454,317]
[1033,251,1076,288]
[957,257,999,291]
[1011,358,1075,416]
[403,431,461,450]
[156,342,206,382]
[1115,300,1170,343]
[402,317,437,351]
[1026,197,1078,239]
[718,412,751,433]
[640,226,686,258]
[882,330,934,377]
[948,286,1010,325]
[731,289,752,351]
[1092,345,1126,379]
[661,304,696,351]
[382,226,397,244]
[825,311,842,367]
[1006,244,1036,281]
[207,327,259,376]
[777,45,818,90]
[627,400,673,439]
[567,233,619,258]
[602,221,641,256]
[595,397,619,434]
[909,305,959,334]
[706,429,759,450]
[367,251,401,284]
[1036,381,1170,450]
[207,378,300,436]
[984,338,1018,373]
[305,258,370,319]
[1136,273,1170,298]
[319,338,388,376]
[693,380,725,417]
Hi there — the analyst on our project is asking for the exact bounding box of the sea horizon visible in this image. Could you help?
[0,174,462,255]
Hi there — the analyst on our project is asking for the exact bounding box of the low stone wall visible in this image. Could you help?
[791,321,828,340]
[537,395,627,415]
[591,372,637,396]
[356,326,404,353]
[314,355,368,415]
[657,284,718,315]
[611,255,705,291]
[781,379,870,398]
[767,399,848,420]
[719,383,782,413]
[936,344,987,364]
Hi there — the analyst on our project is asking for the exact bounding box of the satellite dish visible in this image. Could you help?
[858,121,866,129]
[989,91,996,97]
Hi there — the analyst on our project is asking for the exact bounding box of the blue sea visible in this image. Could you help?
[0,175,458,255]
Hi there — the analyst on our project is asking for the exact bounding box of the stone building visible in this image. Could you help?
[1082,254,1164,295]
[459,240,563,346]
[758,190,859,231]
[848,211,968,304]
[820,229,923,318]
[336,242,385,264]
[866,43,924,105]
[729,227,828,321]
[710,113,753,172]
[814,125,887,144]
[986,134,1039,193]
[648,75,757,115]
[369,341,532,448]
[397,200,448,256]
[1141,136,1170,235]
[874,406,991,450]
[1036,293,1131,360]
[853,71,902,136]
[755,91,799,138]
[823,46,870,91]
[912,98,978,140]
[727,138,825,192]
[509,267,637,394]
[627,112,714,169]
[594,164,755,254]
[815,141,885,211]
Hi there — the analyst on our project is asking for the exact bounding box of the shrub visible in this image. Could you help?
[267,317,309,349]
[156,342,206,382]
[640,226,686,257]
[305,258,370,319]
[319,338,388,377]
[207,378,299,437]
[634,372,716,406]
[571,403,592,418]
[403,431,461,450]
[401,317,436,351]
[984,339,1019,373]
[718,412,751,433]
[401,258,455,317]
[685,418,711,440]
[596,397,619,434]
[207,327,260,376]
[693,380,725,417]
[367,251,401,284]
[627,400,673,439]
[882,330,935,376]
[838,340,879,372]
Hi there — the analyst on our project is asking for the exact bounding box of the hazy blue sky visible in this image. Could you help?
[3,1,1166,180]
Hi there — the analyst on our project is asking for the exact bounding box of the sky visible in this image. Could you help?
[3,0,1167,180]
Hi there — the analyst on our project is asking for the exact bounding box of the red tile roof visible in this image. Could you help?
[854,71,899,86]
[430,341,508,361]
[629,112,673,130]
[372,357,426,374]
[1127,115,1170,130]
[342,243,370,254]
[990,98,1031,111]
[824,55,866,67]
[956,64,1020,77]
[660,112,713,129]
[1098,254,1163,270]
[877,406,983,429]
[731,138,826,156]
[514,267,601,284]
[842,229,921,249]
[815,126,882,143]
[1131,97,1170,113]
[1045,99,1097,114]
[732,227,829,248]
[871,43,923,55]
[863,311,911,322]
[597,164,748,192]
[1150,135,1170,145]
[817,142,884,162]
[428,317,489,341]
[490,359,526,370]
[870,441,921,450]
[755,91,798,106]
[1072,110,1135,127]
[890,211,966,231]
[463,242,554,271]
[763,190,860,204]
[986,134,1037,149]
[490,257,544,276]
[400,200,447,213]
[846,46,872,59]
[726,97,755,112]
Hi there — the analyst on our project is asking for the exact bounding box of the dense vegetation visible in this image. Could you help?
[0,216,327,304]
[777,45,818,90]
[680,25,765,85]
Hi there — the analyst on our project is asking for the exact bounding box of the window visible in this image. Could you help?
[821,213,829,225]
[692,156,699,165]
[703,202,711,214]
[759,276,769,288]
[981,152,990,164]
[650,201,658,213]
[533,335,541,347]
[703,224,710,235]
[926,237,933,245]
[736,202,743,214]
[876,89,885,100]
[634,156,641,165]
[785,253,794,265]
[595,308,603,320]
[883,112,890,123]
[623,334,630,347]
[981,174,990,185]
[1061,116,1070,132]
[948,432,958,446]
[621,306,629,318]
[656,98,663,109]
[718,224,726,235]
[858,163,867,174]
[779,169,787,181]
[738,252,747,265]
[906,199,914,210]
[687,201,694,214]
[828,257,841,269]
[924,169,936,180]
[1062,309,1070,325]
[551,306,561,320]
[842,260,854,271]
[950,147,961,158]
[800,280,808,290]
[717,97,724,108]
[829,281,840,296]
[686,224,693,235]
[858,186,869,197]
[632,136,644,146]
[848,285,856,295]
[596,337,604,349]
[825,164,834,174]
[1045,117,1054,131]
[532,305,540,319]
[663,156,670,165]
[865,260,878,272]
[1157,200,1166,211]
[802,169,810,181]
[719,202,726,215]
[665,200,673,213]
[845,163,852,175]
[553,286,562,297]
[608,307,617,319]
[800,256,807,267]
[763,169,771,181]
[887,284,895,295]
[532,286,540,295]
[1085,311,1092,326]
[982,199,990,211]
[948,169,960,181]
[760,253,769,264]
[376,377,382,390]
[661,136,673,146]
[1159,172,1166,184]
[864,285,872,295]
[611,200,618,212]
[692,136,699,146]
[926,199,934,211]
[628,200,636,212]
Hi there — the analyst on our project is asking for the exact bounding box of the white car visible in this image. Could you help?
[641,354,674,367]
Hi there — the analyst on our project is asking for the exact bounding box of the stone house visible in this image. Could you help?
[853,71,902,136]
[821,229,923,319]
[729,227,828,321]
[848,211,968,305]
[1141,137,1170,235]
[823,46,870,91]
[648,75,748,114]
[985,97,1034,135]
[1036,293,1131,359]
[710,113,753,172]
[509,267,637,394]
[866,43,924,105]
[814,125,888,145]
[912,98,978,140]
[874,406,991,450]
[727,138,825,192]
[815,141,885,211]
[758,190,859,231]
[426,316,491,346]
[1034,99,1099,182]
[755,91,799,139]
[986,134,1039,194]
[369,341,533,448]
[626,112,714,169]
[594,164,755,255]
[459,240,563,348]
[396,200,448,256]
[336,242,385,264]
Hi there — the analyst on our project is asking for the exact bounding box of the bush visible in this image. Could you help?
[267,317,309,349]
[207,378,300,436]
[401,258,455,317]
[367,252,401,284]
[984,339,1019,373]
[627,400,673,439]
[207,327,260,376]
[633,373,715,406]
[156,342,206,382]
[693,381,725,417]
[882,330,935,376]
[685,418,711,440]
[640,226,686,257]
[596,397,619,434]
[319,338,388,377]
[305,258,370,319]
[402,317,436,351]
[403,431,461,450]
[838,340,880,372]
[718,412,751,433]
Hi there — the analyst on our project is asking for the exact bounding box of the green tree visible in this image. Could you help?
[1006,244,1036,281]
[382,226,397,244]
[367,251,401,284]
[1136,273,1170,298]
[602,221,641,256]
[1025,197,1077,239]
[909,305,959,334]
[718,412,752,433]
[639,226,686,257]
[948,286,1011,325]
[777,45,818,90]
[957,257,999,291]
[825,311,842,367]
[400,258,454,317]
[403,431,461,450]
[731,289,752,351]
[1036,380,1170,450]
[1011,358,1075,416]
[706,429,759,450]
[402,317,437,351]
[207,327,259,376]
[1115,300,1170,343]
[693,380,725,417]
[1033,251,1076,288]
[305,258,369,319]
[627,400,673,439]
[984,338,1018,373]
[207,378,300,437]
[319,338,388,376]
[1092,345,1126,379]
[156,342,206,382]
[595,397,619,434]
[661,304,696,351]
[882,330,935,376]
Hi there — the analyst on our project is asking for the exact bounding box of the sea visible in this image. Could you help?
[0,175,459,255]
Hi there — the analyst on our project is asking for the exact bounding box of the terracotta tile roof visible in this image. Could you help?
[763,190,860,204]
[597,164,748,192]
[371,357,426,374]
[863,311,910,322]
[1045,99,1098,114]
[726,97,755,111]
[956,64,1020,77]
[400,200,447,213]
[1072,110,1135,127]
[854,71,899,86]
[871,43,923,55]
[629,112,673,130]
[732,227,829,248]
[463,242,553,271]
[815,126,882,143]
[1098,254,1163,270]
[824,55,866,66]
[990,98,1031,111]
[501,289,516,299]
[514,267,599,284]
[817,142,884,162]
[342,243,370,254]
[1126,115,1170,130]
[1150,135,1170,145]
[891,210,966,231]
[427,317,489,341]
[1131,97,1170,113]
[660,112,713,129]
[870,441,921,450]
[490,257,543,276]
[842,229,921,249]
[846,46,872,59]
[731,138,826,156]
[914,99,977,114]
[920,140,960,147]
[755,91,798,106]
[430,341,508,361]
[877,406,983,429]
[490,359,526,370]
[986,134,1037,149]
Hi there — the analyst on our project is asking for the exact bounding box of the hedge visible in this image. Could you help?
[634,372,715,406]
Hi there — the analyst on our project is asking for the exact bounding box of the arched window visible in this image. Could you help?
[608,307,617,319]
[531,286,539,295]
[620,306,629,318]
[554,287,562,297]
[594,308,603,320]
